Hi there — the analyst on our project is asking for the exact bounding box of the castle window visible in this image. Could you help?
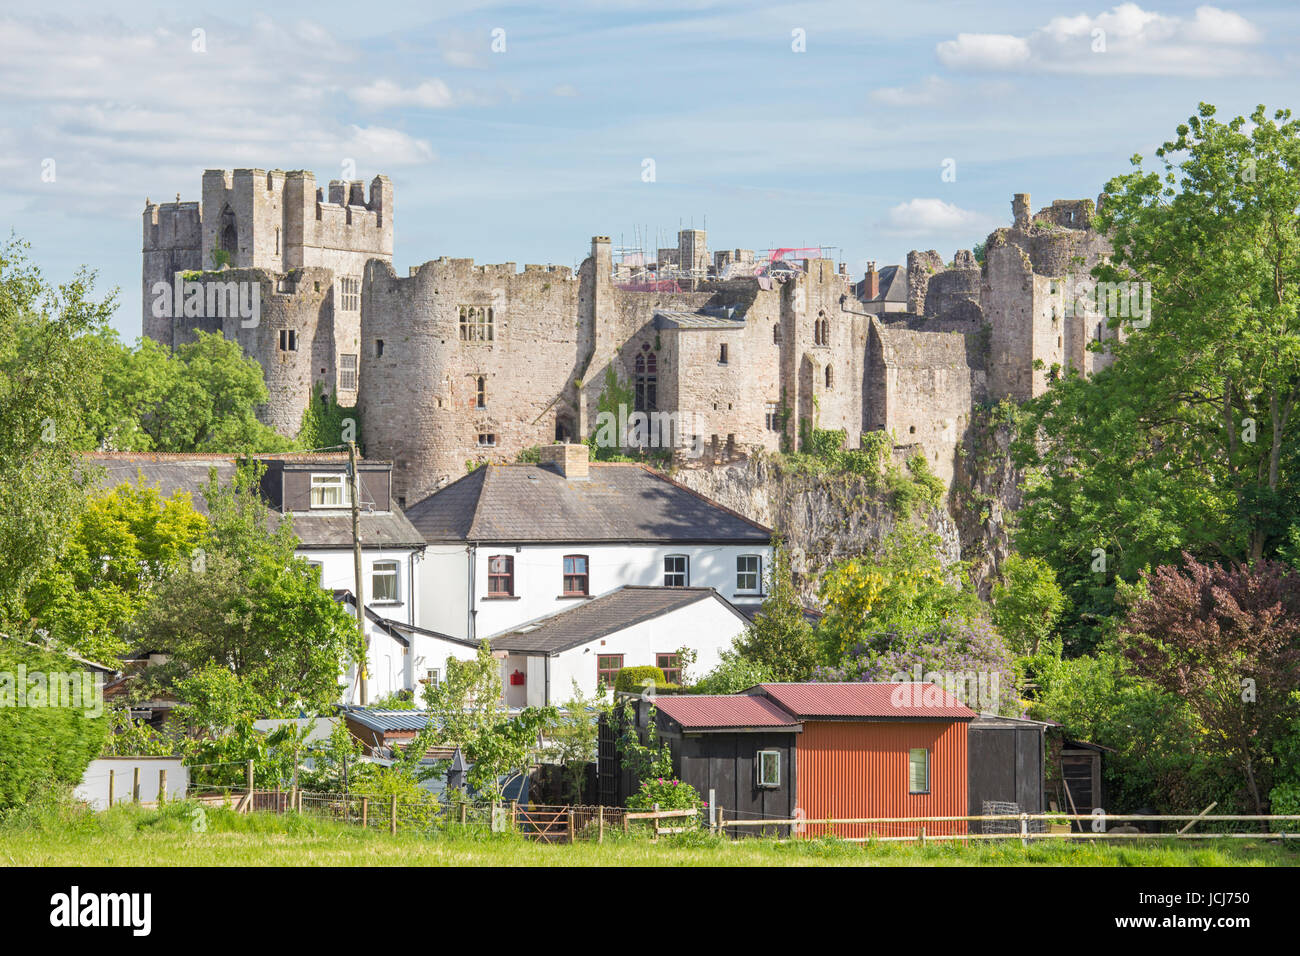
[719,343,729,365]
[825,366,834,389]
[478,433,496,447]
[339,354,358,391]
[339,277,360,312]
[274,228,280,256]
[1096,323,1103,342]
[773,322,781,345]
[814,312,830,346]
[279,329,298,352]
[375,339,385,358]
[634,345,657,412]
[476,376,486,409]
[765,402,780,431]
[219,205,237,256]
[459,305,494,342]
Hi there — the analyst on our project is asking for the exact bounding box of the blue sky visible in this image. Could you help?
[1,0,1297,338]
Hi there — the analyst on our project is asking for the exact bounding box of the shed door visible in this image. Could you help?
[525,655,548,708]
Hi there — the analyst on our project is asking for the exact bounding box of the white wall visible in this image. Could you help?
[421,542,771,640]
[76,757,189,810]
[503,595,747,706]
[302,546,420,627]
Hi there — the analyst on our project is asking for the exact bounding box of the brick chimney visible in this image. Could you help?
[539,442,590,479]
[863,261,879,300]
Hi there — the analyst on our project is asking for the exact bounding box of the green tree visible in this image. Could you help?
[298,382,360,450]
[25,481,207,663]
[692,649,773,695]
[991,554,1068,656]
[1015,103,1300,645]
[0,236,113,627]
[734,546,818,681]
[137,461,361,713]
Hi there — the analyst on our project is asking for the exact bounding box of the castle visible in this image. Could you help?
[143,169,1116,506]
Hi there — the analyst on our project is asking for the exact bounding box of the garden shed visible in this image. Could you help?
[966,714,1048,826]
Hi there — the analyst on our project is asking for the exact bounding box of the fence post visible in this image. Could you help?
[919,825,926,847]
[108,769,115,808]
[623,811,630,836]
[511,800,517,832]
[132,767,141,804]
[598,806,604,844]
[652,803,659,843]
[1020,813,1028,848]
[159,769,167,807]
[362,796,368,829]
[568,808,576,844]
[246,759,254,807]
[717,805,724,839]
[390,794,398,835]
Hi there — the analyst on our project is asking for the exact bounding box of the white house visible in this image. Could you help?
[490,586,751,706]
[404,443,775,650]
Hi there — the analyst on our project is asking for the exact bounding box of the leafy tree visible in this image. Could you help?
[818,524,981,659]
[692,649,773,695]
[1015,103,1300,645]
[734,546,818,681]
[542,681,604,804]
[415,641,556,802]
[0,236,113,626]
[1120,554,1300,813]
[991,554,1068,656]
[25,481,206,663]
[298,382,360,450]
[137,461,361,713]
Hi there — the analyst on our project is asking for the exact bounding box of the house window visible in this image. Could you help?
[421,668,441,687]
[279,329,298,352]
[825,365,834,389]
[909,748,930,794]
[633,345,657,412]
[339,353,358,391]
[663,554,689,587]
[757,750,781,788]
[305,560,323,582]
[657,653,681,684]
[719,343,729,364]
[488,555,514,596]
[310,473,350,508]
[372,560,399,603]
[476,376,486,409]
[563,555,589,596]
[736,554,761,592]
[478,433,496,447]
[596,654,623,689]
[458,305,494,342]
[765,401,780,432]
[339,276,360,312]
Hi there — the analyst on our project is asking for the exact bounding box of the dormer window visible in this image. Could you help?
[310,473,350,508]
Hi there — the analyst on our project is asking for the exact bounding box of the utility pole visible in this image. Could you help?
[349,440,368,706]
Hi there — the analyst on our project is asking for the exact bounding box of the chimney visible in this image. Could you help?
[863,261,879,300]
[539,442,589,479]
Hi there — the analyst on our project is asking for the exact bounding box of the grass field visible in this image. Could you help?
[2,801,1296,866]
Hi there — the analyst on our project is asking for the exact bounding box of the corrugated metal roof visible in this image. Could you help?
[754,683,977,719]
[344,709,434,733]
[655,694,801,731]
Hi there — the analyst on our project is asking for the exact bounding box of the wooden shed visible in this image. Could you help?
[967,715,1048,826]
[747,683,977,840]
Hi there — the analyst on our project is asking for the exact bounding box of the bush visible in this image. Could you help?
[626,776,702,812]
[0,642,109,811]
[614,666,666,693]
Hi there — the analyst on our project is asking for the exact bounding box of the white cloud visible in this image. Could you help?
[870,75,953,107]
[880,199,984,235]
[551,84,579,98]
[351,79,454,110]
[936,4,1264,76]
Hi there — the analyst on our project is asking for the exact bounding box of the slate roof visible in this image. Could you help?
[751,683,978,720]
[405,462,771,545]
[654,309,747,330]
[654,694,802,732]
[82,453,425,550]
[490,586,746,654]
[855,264,906,303]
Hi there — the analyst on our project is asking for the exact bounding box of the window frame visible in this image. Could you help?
[908,748,930,795]
[278,328,298,352]
[596,653,623,689]
[339,353,358,391]
[656,652,681,684]
[487,554,514,597]
[663,554,689,587]
[339,276,360,312]
[371,559,400,603]
[757,749,781,788]
[736,554,762,593]
[309,473,350,509]
[458,304,495,342]
[562,554,590,596]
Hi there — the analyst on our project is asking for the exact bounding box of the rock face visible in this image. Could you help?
[670,454,963,601]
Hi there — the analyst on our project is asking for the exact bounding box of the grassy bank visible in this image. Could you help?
[1,802,1296,866]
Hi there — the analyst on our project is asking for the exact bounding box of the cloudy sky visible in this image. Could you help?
[1,0,1296,337]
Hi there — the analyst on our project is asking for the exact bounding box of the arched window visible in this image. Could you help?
[814,311,830,346]
[633,344,657,412]
[476,376,486,409]
[825,365,834,389]
[219,205,237,257]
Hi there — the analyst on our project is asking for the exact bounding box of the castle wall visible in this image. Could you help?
[141,202,202,346]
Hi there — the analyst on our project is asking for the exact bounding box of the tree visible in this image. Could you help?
[734,545,818,681]
[1120,553,1300,813]
[0,236,113,627]
[991,554,1068,656]
[25,480,207,663]
[1015,103,1300,644]
[542,681,604,804]
[298,382,360,450]
[136,461,361,713]
[416,641,556,802]
[692,649,773,695]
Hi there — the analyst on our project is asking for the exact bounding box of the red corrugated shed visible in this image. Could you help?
[754,682,977,719]
[654,695,802,731]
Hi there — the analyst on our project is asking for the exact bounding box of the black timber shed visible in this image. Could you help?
[967,715,1048,821]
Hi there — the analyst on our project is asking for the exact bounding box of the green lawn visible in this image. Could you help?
[1,802,1296,866]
